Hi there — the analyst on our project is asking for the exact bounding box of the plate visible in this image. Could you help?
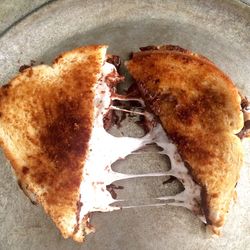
[0,1,249,249]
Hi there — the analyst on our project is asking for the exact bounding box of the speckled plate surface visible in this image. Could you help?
[0,1,250,249]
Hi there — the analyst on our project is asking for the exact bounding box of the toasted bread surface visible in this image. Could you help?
[127,45,244,232]
[0,45,107,241]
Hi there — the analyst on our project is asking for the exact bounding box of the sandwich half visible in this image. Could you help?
[0,45,129,242]
[126,45,245,234]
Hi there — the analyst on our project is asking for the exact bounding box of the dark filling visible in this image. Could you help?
[73,195,83,235]
[139,44,188,53]
[237,96,250,139]
[17,180,37,205]
[106,184,124,199]
[102,56,124,130]
[106,55,121,69]
[162,176,177,184]
[19,60,38,72]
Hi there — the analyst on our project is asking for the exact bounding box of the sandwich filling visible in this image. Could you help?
[77,59,204,236]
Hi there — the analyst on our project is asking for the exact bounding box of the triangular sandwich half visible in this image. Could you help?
[0,45,124,241]
[127,45,245,234]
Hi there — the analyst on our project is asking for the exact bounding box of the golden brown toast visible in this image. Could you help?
[0,45,107,241]
[127,45,244,234]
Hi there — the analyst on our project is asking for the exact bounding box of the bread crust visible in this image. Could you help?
[0,45,107,241]
[127,45,244,233]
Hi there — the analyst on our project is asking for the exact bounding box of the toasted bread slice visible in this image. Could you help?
[0,45,108,241]
[127,45,244,234]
